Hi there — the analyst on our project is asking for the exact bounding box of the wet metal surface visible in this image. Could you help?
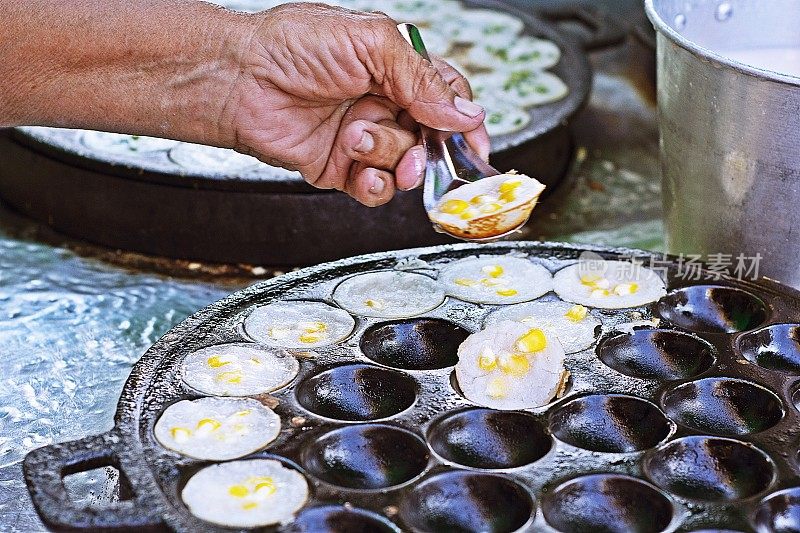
[0,2,661,530]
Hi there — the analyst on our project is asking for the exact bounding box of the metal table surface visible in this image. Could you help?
[0,2,660,530]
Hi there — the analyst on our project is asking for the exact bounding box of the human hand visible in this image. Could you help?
[227,3,490,206]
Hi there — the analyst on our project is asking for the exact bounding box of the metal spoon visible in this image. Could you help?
[397,23,527,242]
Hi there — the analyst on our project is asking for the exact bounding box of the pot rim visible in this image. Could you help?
[645,0,800,87]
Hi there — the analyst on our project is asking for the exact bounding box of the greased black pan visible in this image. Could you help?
[23,241,800,532]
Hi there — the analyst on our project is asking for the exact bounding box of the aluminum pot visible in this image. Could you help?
[645,0,800,287]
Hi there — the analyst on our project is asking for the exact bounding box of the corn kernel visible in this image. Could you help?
[486,377,508,398]
[470,194,494,205]
[496,288,518,297]
[477,347,497,371]
[249,357,262,365]
[255,481,277,497]
[480,277,503,287]
[590,288,610,298]
[302,321,327,333]
[299,332,324,344]
[499,353,530,376]
[459,209,477,220]
[365,298,385,310]
[480,203,503,214]
[516,328,547,353]
[499,191,516,203]
[196,418,221,431]
[499,179,522,194]
[580,273,603,285]
[613,282,639,295]
[234,410,251,417]
[454,277,478,287]
[170,427,191,442]
[565,305,588,322]
[481,265,504,278]
[228,485,249,498]
[206,355,229,368]
[216,370,243,383]
[242,502,258,510]
[441,199,469,214]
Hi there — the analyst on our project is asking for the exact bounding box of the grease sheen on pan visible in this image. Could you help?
[181,343,299,396]
[486,300,600,353]
[554,260,667,309]
[154,397,280,460]
[439,256,552,305]
[456,320,567,410]
[182,459,308,528]
[244,301,355,349]
[332,271,445,318]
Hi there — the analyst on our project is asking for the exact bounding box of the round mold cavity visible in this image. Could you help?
[661,377,783,436]
[295,364,417,422]
[656,285,767,334]
[399,471,534,533]
[644,436,775,502]
[360,318,469,370]
[597,329,715,380]
[427,408,552,469]
[753,487,800,533]
[542,474,673,533]
[738,324,800,374]
[301,424,428,490]
[284,505,400,532]
[548,394,672,453]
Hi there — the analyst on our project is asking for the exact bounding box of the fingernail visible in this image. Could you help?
[454,96,484,118]
[369,174,386,195]
[354,131,375,153]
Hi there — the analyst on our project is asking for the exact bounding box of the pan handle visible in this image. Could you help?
[23,431,165,531]
[537,5,626,51]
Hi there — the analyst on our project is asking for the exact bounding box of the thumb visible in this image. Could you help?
[374,27,485,132]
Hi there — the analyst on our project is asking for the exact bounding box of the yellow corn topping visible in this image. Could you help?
[580,273,602,284]
[299,332,324,344]
[496,288,518,297]
[590,288,610,298]
[302,321,327,333]
[234,410,251,417]
[459,209,477,220]
[481,265,504,278]
[365,298,385,310]
[249,357,262,365]
[480,203,503,214]
[486,377,508,398]
[170,427,191,442]
[206,355,229,368]
[454,277,478,287]
[255,481,277,496]
[470,194,493,205]
[477,348,497,371]
[499,191,516,203]
[516,328,547,353]
[197,418,221,431]
[228,485,249,498]
[216,370,243,383]
[441,199,469,214]
[242,502,258,510]
[565,305,588,322]
[499,353,530,376]
[499,179,522,194]
[613,282,639,295]
[480,277,503,287]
